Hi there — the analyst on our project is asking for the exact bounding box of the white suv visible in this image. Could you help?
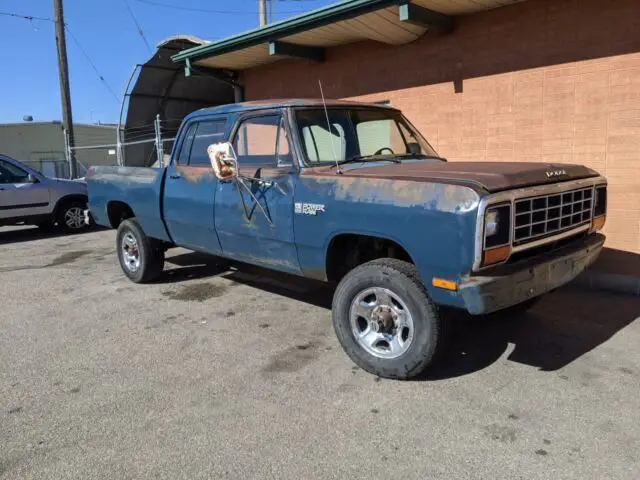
[0,154,89,231]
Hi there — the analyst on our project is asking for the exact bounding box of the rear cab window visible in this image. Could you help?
[174,117,227,166]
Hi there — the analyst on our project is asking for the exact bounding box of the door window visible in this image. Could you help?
[0,160,29,184]
[188,119,227,166]
[232,115,281,167]
[176,123,196,165]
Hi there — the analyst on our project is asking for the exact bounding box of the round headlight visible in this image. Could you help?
[485,210,499,237]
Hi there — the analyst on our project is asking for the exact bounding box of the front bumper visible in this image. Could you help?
[459,233,605,315]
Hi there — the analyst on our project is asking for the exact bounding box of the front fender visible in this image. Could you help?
[293,174,481,306]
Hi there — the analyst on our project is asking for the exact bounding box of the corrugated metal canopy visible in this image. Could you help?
[122,35,234,166]
[173,0,529,71]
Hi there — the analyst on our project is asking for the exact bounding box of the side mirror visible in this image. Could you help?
[407,142,421,154]
[207,142,238,181]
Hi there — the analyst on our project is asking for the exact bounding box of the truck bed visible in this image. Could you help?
[86,166,171,242]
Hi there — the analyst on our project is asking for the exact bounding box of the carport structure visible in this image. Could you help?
[172,0,525,88]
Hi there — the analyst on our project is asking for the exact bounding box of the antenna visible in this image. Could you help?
[318,79,341,174]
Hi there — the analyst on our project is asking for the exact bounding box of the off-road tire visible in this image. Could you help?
[116,218,164,283]
[332,258,447,380]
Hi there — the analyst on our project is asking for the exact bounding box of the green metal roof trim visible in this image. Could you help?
[172,0,405,64]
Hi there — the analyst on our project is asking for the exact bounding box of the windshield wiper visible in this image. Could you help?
[395,153,447,161]
[329,155,401,168]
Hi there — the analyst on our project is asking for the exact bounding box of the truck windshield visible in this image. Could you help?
[293,108,441,166]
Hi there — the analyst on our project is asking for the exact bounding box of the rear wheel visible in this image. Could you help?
[57,200,88,232]
[332,258,447,380]
[116,218,164,283]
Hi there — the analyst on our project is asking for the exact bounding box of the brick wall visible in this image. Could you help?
[242,0,640,254]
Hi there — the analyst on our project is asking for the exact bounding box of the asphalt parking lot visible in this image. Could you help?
[1,226,639,480]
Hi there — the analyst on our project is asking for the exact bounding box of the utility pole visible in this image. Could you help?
[259,0,267,27]
[54,0,77,178]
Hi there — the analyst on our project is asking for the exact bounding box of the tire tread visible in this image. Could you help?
[332,258,448,380]
[116,218,164,283]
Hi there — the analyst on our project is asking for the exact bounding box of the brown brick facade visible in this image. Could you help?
[242,0,640,255]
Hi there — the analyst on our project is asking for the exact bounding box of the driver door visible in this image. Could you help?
[0,160,50,220]
[214,112,301,274]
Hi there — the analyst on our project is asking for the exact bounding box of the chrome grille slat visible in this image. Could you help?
[513,186,594,246]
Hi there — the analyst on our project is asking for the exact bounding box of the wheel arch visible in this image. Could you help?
[52,194,88,216]
[106,201,135,228]
[324,230,416,283]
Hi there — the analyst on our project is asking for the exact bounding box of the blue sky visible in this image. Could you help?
[1,0,334,124]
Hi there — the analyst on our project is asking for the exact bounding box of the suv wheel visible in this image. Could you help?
[116,218,164,283]
[332,258,448,380]
[57,200,87,232]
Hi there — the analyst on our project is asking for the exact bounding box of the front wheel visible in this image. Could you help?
[116,218,164,283]
[332,259,447,380]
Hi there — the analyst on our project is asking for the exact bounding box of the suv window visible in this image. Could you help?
[0,160,29,184]
[189,119,227,166]
[232,115,281,168]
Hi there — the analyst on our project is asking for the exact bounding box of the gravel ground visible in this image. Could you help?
[1,226,639,480]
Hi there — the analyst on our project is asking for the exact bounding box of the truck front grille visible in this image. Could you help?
[513,187,593,246]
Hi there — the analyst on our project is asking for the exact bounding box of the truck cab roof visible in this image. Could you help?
[185,98,398,121]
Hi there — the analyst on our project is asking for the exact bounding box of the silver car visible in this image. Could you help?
[0,154,89,231]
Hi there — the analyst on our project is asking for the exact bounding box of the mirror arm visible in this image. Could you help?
[235,177,274,226]
[239,175,286,195]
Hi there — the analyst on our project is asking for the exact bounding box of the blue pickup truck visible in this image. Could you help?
[87,99,607,379]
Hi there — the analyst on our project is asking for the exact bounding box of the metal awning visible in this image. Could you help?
[172,0,528,71]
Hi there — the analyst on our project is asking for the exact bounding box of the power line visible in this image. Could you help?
[123,0,153,54]
[133,0,319,15]
[65,26,122,105]
[2,9,121,105]
[0,10,53,22]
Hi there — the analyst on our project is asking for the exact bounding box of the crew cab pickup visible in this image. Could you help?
[87,99,607,379]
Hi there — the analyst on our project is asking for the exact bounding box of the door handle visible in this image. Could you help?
[169,174,181,180]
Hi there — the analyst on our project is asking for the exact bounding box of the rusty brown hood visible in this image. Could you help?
[305,161,600,193]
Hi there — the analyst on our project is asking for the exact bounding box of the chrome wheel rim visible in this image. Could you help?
[64,207,85,229]
[349,287,414,359]
[121,232,140,272]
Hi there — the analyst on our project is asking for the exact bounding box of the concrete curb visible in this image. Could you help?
[574,270,640,296]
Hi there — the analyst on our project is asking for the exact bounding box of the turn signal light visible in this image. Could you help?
[483,245,511,266]
[591,215,606,232]
[432,278,457,291]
